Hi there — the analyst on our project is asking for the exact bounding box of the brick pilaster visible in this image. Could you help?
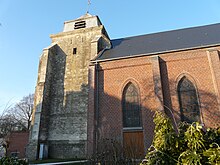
[151,56,164,111]
[207,49,220,111]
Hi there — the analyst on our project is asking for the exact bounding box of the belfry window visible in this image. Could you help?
[122,83,141,128]
[74,21,86,29]
[178,77,200,123]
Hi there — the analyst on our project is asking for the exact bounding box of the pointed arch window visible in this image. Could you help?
[122,83,141,128]
[178,77,200,123]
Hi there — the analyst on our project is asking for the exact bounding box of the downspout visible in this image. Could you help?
[95,61,99,153]
[92,44,111,154]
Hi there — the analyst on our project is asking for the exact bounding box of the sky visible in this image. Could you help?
[1,0,220,112]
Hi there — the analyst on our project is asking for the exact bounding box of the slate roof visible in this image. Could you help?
[96,23,220,61]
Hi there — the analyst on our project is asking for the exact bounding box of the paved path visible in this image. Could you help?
[30,160,88,165]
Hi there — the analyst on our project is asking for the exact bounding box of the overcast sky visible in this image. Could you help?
[1,0,220,111]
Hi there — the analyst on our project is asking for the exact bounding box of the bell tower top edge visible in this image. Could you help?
[63,13,102,32]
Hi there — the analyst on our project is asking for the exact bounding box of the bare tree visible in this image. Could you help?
[11,94,34,130]
[0,114,17,137]
[0,94,34,137]
[0,101,15,138]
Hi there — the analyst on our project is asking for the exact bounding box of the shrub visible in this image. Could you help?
[0,156,28,165]
[141,111,220,165]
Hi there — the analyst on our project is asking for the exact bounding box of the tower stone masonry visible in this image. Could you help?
[27,13,111,160]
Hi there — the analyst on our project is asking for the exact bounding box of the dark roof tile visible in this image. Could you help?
[97,23,220,61]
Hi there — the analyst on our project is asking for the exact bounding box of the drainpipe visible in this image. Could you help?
[95,61,99,153]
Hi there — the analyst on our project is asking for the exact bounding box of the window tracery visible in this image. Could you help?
[122,83,141,128]
[178,77,200,123]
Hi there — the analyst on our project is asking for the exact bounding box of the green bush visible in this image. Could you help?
[141,111,220,165]
[0,157,28,165]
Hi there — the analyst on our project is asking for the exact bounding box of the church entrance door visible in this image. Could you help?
[123,131,144,158]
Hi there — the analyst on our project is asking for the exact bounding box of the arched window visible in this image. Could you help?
[178,77,200,123]
[122,83,141,128]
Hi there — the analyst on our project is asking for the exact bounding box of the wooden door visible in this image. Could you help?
[123,131,144,158]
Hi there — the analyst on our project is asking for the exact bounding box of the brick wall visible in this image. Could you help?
[88,46,220,155]
[7,132,29,158]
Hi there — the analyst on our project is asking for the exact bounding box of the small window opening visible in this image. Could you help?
[74,21,86,29]
[73,48,77,55]
[11,152,19,158]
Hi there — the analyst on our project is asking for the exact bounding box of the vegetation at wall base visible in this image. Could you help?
[0,156,28,165]
[141,111,220,165]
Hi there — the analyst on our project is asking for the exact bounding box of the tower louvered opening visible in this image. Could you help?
[74,21,86,29]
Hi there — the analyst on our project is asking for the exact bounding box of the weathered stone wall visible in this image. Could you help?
[28,14,110,160]
[27,44,57,160]
[44,25,109,159]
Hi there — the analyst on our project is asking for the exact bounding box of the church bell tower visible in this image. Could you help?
[27,13,111,160]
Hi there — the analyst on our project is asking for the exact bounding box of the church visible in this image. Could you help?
[27,13,220,160]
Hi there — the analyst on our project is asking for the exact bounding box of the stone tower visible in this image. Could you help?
[27,13,111,160]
